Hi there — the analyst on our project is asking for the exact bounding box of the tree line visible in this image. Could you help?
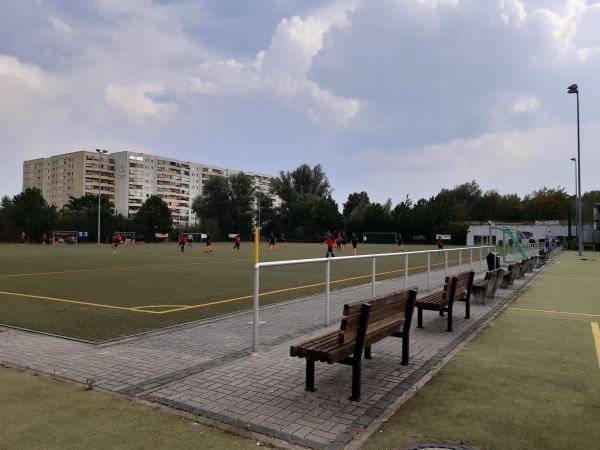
[1,163,598,243]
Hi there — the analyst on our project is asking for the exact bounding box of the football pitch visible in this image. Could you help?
[0,242,478,342]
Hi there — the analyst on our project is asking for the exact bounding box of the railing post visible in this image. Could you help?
[470,248,473,269]
[252,264,260,353]
[404,253,409,288]
[427,252,431,289]
[371,256,376,298]
[459,250,462,272]
[444,251,448,277]
[325,259,331,326]
[479,247,482,272]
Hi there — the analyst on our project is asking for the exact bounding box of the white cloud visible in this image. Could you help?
[512,96,539,113]
[0,55,44,90]
[105,83,177,121]
[49,15,73,34]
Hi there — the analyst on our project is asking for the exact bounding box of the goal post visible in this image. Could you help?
[362,232,397,244]
[51,230,79,245]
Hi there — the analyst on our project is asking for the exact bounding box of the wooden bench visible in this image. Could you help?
[290,289,417,401]
[501,263,519,287]
[472,271,497,304]
[415,271,474,332]
[490,268,506,295]
[518,258,530,277]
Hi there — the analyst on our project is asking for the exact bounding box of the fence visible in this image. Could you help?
[251,245,495,352]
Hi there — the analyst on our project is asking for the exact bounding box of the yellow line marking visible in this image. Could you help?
[591,322,600,370]
[509,307,600,318]
[0,291,151,314]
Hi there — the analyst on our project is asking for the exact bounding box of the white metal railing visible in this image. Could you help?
[251,245,495,352]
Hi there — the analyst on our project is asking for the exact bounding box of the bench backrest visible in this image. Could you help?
[339,289,417,345]
[443,270,474,304]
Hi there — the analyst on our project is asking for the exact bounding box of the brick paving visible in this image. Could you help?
[0,257,545,449]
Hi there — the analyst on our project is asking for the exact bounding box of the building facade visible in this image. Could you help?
[23,150,275,226]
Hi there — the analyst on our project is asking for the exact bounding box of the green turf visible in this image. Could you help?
[0,242,482,341]
[363,251,600,450]
[0,365,261,449]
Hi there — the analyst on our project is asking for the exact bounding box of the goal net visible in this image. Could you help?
[362,232,397,244]
[119,232,137,244]
[52,231,79,245]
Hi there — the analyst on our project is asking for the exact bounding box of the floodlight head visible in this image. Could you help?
[567,84,578,94]
[570,157,576,162]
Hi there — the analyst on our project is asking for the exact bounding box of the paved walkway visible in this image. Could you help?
[0,259,544,449]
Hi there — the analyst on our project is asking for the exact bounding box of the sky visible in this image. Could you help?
[1,0,599,207]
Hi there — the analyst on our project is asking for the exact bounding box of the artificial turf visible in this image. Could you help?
[363,251,600,450]
[0,242,479,341]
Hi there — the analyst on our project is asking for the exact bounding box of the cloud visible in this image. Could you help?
[512,96,540,113]
[0,55,44,90]
[105,83,177,121]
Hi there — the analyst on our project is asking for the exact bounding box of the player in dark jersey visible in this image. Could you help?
[205,233,213,253]
[268,233,276,250]
[279,233,286,248]
[233,234,241,251]
[324,232,335,258]
[178,233,186,252]
[396,234,404,252]
[351,233,358,255]
[341,232,347,251]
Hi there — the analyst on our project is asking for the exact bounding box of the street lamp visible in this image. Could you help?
[570,157,578,243]
[95,149,108,244]
[567,84,583,256]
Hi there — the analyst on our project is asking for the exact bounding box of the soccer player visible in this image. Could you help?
[187,234,193,247]
[279,233,286,248]
[20,231,27,244]
[178,233,186,253]
[268,233,276,250]
[342,232,347,251]
[351,233,358,255]
[437,237,444,252]
[396,234,404,252]
[335,233,342,251]
[112,231,122,249]
[324,232,335,258]
[233,234,241,251]
[41,232,48,245]
[205,232,213,253]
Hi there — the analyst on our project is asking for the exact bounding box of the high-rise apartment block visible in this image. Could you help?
[23,150,275,225]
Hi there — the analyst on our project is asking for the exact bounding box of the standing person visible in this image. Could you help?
[41,232,48,245]
[335,233,342,251]
[233,234,241,251]
[396,234,404,252]
[279,233,286,248]
[112,231,122,250]
[363,234,368,245]
[342,232,347,251]
[269,233,276,250]
[437,237,444,252]
[20,231,27,244]
[351,233,359,255]
[205,232,213,253]
[178,233,186,253]
[187,234,193,247]
[324,232,335,258]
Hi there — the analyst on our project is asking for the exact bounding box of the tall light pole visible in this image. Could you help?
[570,157,578,243]
[95,149,108,244]
[567,84,583,256]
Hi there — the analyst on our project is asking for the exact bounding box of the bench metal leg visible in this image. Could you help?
[401,333,409,366]
[305,359,316,392]
[446,306,453,332]
[465,297,470,319]
[350,357,362,401]
[364,346,372,359]
[439,310,444,316]
[417,307,423,328]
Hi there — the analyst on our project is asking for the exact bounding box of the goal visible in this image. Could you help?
[119,232,137,244]
[52,230,79,245]
[362,232,397,244]
[185,232,206,243]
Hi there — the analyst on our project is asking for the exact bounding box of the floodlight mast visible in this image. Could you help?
[95,149,108,244]
[567,84,583,256]
[570,158,578,243]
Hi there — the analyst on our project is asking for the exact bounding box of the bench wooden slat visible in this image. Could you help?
[339,311,406,345]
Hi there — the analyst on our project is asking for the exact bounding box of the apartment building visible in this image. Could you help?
[22,151,115,209]
[23,150,275,225]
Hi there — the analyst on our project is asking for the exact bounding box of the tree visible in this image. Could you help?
[60,194,115,241]
[133,195,172,241]
[4,188,57,240]
[522,187,570,221]
[343,191,370,217]
[192,173,258,238]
